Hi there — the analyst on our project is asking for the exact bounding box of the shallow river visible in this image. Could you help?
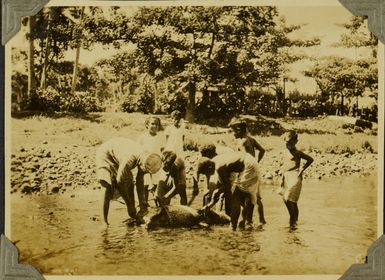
[10,175,377,276]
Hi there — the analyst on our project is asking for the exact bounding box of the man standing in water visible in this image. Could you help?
[279,130,313,230]
[229,119,267,227]
[96,137,173,225]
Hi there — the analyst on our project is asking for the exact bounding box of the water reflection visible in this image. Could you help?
[11,176,377,275]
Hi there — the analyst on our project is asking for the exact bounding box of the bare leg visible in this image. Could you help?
[144,185,149,205]
[178,185,187,205]
[224,191,232,217]
[293,202,299,222]
[231,188,242,231]
[256,196,266,224]
[136,172,147,215]
[284,200,297,228]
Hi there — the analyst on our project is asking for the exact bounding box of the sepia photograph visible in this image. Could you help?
[4,0,383,277]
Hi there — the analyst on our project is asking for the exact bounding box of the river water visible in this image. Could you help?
[10,175,378,276]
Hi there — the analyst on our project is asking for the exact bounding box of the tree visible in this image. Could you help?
[304,56,376,115]
[27,16,36,99]
[304,16,378,116]
[334,16,378,58]
[121,6,320,121]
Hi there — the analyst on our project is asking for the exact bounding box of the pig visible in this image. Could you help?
[146,205,230,230]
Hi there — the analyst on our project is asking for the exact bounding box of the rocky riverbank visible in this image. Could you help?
[10,144,377,196]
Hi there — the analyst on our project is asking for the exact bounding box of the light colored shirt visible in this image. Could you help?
[137,131,165,154]
[164,124,185,158]
[96,137,145,185]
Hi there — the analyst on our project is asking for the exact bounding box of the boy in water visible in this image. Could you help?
[137,116,166,211]
[157,110,198,205]
[155,151,191,206]
[280,131,313,230]
[193,143,233,208]
[199,152,263,231]
[229,119,266,227]
[96,137,168,225]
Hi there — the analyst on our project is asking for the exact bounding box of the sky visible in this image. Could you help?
[276,6,371,94]
[11,3,373,94]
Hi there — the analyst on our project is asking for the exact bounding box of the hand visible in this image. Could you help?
[198,205,209,217]
[197,208,205,217]
[149,185,157,193]
[192,187,199,196]
[156,196,169,207]
[298,171,303,180]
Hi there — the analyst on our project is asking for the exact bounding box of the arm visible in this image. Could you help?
[116,160,135,186]
[206,185,224,209]
[297,151,314,177]
[192,169,201,195]
[253,140,265,163]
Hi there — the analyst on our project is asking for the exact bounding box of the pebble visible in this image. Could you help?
[51,186,60,193]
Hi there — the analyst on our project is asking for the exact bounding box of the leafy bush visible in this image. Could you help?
[136,92,154,114]
[11,71,28,111]
[245,90,276,116]
[26,88,103,113]
[158,91,187,115]
[121,97,136,113]
[28,87,62,112]
[289,100,322,117]
[62,92,103,113]
[121,92,154,114]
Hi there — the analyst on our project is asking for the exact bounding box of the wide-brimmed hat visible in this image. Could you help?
[142,153,163,174]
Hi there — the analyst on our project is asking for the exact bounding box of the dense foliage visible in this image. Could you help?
[12,8,376,120]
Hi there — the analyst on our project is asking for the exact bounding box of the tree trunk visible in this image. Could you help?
[340,94,344,116]
[27,16,36,99]
[40,36,51,89]
[71,6,85,95]
[153,78,158,113]
[185,81,196,123]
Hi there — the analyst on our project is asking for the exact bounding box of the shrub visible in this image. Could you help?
[26,88,103,113]
[62,92,103,113]
[121,98,136,113]
[27,87,62,112]
[121,92,154,114]
[158,91,187,115]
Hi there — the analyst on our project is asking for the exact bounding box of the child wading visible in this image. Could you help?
[279,131,313,230]
[137,116,166,210]
[229,119,266,227]
[156,110,196,205]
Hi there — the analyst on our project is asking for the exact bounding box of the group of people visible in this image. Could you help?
[96,110,313,231]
